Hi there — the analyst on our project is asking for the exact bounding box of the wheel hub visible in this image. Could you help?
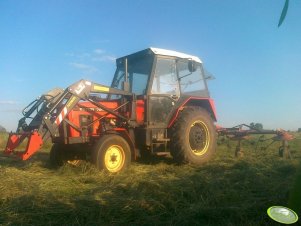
[189,120,210,155]
[104,145,125,172]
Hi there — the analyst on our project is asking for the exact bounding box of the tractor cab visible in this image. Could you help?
[111,47,209,98]
[110,48,212,127]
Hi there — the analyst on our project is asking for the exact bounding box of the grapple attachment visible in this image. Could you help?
[4,131,43,160]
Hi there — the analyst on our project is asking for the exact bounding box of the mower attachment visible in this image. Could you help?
[4,131,43,160]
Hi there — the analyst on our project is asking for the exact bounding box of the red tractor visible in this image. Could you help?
[5,48,217,172]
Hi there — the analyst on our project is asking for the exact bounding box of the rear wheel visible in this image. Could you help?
[170,107,217,164]
[92,134,131,173]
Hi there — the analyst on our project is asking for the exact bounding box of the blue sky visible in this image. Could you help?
[0,0,300,131]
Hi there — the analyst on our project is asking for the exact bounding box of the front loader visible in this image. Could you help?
[4,48,218,172]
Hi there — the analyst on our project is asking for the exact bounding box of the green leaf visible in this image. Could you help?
[278,0,290,27]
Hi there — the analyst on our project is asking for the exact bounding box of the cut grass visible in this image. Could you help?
[0,133,301,225]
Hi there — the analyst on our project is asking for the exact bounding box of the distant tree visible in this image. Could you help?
[0,125,6,132]
[250,122,263,130]
[298,128,301,133]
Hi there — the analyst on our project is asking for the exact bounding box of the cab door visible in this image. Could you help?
[148,57,180,128]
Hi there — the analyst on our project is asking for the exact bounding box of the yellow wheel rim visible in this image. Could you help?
[189,120,210,156]
[104,145,125,173]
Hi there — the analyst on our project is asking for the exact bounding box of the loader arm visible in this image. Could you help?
[4,79,134,160]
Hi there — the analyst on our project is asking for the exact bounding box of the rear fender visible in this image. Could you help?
[168,97,217,128]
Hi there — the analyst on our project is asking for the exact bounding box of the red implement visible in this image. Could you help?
[4,131,43,160]
[275,129,294,141]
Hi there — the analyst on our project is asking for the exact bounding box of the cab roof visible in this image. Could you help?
[150,47,202,63]
[116,47,202,64]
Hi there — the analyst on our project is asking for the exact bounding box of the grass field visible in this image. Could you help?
[0,132,301,226]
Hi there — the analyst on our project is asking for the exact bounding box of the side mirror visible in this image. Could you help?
[188,60,197,72]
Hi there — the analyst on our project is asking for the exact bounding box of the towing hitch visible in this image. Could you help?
[4,131,43,160]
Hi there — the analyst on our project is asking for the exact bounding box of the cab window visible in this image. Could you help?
[151,58,180,95]
[178,60,206,95]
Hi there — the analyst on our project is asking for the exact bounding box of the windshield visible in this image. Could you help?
[111,55,153,95]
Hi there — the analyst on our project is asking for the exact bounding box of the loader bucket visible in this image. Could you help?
[4,131,43,160]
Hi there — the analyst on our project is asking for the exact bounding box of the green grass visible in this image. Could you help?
[0,133,301,225]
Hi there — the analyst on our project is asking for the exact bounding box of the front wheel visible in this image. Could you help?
[92,134,131,173]
[170,107,217,165]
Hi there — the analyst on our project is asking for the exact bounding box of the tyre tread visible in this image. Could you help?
[170,107,216,164]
